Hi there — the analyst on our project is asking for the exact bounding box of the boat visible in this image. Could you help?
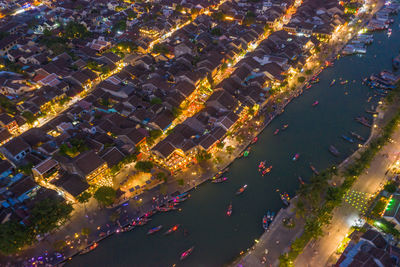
[282,124,289,130]
[80,243,98,255]
[236,184,248,195]
[144,210,157,218]
[306,84,312,89]
[330,79,336,86]
[243,147,251,157]
[310,78,320,84]
[274,129,280,135]
[310,164,319,175]
[147,225,163,235]
[251,137,258,144]
[280,192,290,206]
[262,215,268,230]
[340,80,349,85]
[211,177,228,183]
[180,246,195,260]
[312,100,319,107]
[292,153,300,161]
[137,218,151,226]
[298,176,305,185]
[329,145,340,156]
[226,203,232,216]
[173,196,188,203]
[263,211,275,230]
[355,116,372,128]
[350,131,365,141]
[122,224,135,232]
[258,160,266,169]
[164,224,180,235]
[262,166,272,176]
[341,135,355,143]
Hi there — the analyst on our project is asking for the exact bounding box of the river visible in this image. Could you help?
[70,17,400,267]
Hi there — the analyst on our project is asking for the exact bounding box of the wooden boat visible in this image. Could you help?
[340,80,349,85]
[164,224,180,235]
[350,131,365,141]
[274,129,280,135]
[298,176,305,185]
[330,79,336,86]
[292,153,300,161]
[226,203,232,216]
[310,164,319,175]
[251,137,258,144]
[280,192,290,206]
[312,100,319,107]
[236,184,248,195]
[147,225,163,235]
[281,124,289,130]
[80,243,98,255]
[329,145,340,156]
[211,177,228,183]
[180,247,195,260]
[341,135,354,143]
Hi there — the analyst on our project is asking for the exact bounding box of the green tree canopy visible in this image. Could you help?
[30,199,73,235]
[94,186,117,206]
[76,191,92,204]
[135,161,154,173]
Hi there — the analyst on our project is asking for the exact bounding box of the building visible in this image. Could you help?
[0,137,31,163]
[73,150,112,186]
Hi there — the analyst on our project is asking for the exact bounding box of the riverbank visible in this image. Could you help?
[59,4,384,267]
[229,0,393,266]
[17,2,394,267]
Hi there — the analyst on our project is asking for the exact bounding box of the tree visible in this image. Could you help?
[152,43,169,55]
[0,221,31,254]
[156,172,167,182]
[150,97,162,105]
[64,21,89,39]
[112,20,127,33]
[94,186,117,206]
[30,199,73,235]
[384,181,397,193]
[81,227,91,237]
[135,161,154,173]
[297,76,306,83]
[22,111,36,124]
[226,146,234,154]
[172,106,182,118]
[196,150,212,162]
[76,191,91,204]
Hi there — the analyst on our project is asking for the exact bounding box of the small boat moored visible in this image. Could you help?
[281,124,289,130]
[312,100,319,107]
[226,203,232,216]
[147,225,163,235]
[350,131,365,141]
[274,129,280,135]
[341,135,355,143]
[280,192,290,206]
[251,137,258,144]
[292,153,300,161]
[236,184,248,195]
[80,243,98,255]
[329,145,340,157]
[164,224,180,235]
[298,176,305,185]
[263,211,275,230]
[310,163,319,175]
[211,177,228,183]
[330,79,336,86]
[180,246,195,260]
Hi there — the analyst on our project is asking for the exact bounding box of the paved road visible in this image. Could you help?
[295,102,400,267]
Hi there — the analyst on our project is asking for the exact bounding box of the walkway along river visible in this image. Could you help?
[70,17,400,267]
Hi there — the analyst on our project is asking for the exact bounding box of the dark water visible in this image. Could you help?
[70,18,400,267]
